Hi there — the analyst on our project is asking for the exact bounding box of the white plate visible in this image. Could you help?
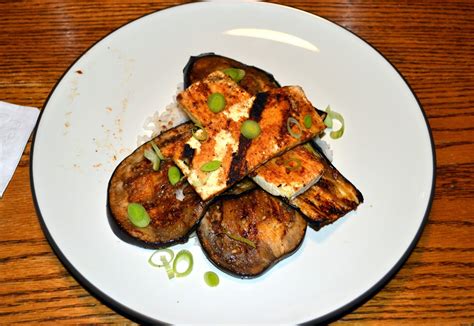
[31,2,435,324]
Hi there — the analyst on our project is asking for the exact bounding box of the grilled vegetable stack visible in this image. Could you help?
[107,53,363,278]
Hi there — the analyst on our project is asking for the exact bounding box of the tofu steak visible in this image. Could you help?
[175,71,326,200]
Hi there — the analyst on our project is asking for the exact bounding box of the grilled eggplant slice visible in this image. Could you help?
[197,189,307,278]
[289,144,364,230]
[183,53,280,95]
[107,124,207,248]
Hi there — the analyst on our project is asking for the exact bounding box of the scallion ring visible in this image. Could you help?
[240,120,261,139]
[303,114,312,129]
[287,117,302,139]
[324,106,345,139]
[161,255,175,279]
[192,126,208,141]
[168,166,181,185]
[127,203,151,228]
[222,68,246,83]
[151,141,165,160]
[207,92,226,113]
[173,249,193,277]
[148,249,175,268]
[144,149,160,171]
[201,160,221,172]
[284,157,302,171]
[204,271,220,287]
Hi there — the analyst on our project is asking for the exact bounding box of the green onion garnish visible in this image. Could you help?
[173,249,193,278]
[192,126,209,141]
[161,255,175,279]
[324,106,345,139]
[323,113,333,128]
[168,166,181,185]
[223,227,256,248]
[204,271,220,287]
[207,93,226,113]
[148,249,175,268]
[201,160,222,172]
[222,68,246,83]
[151,141,165,160]
[284,157,302,171]
[287,117,302,139]
[240,120,261,139]
[303,114,312,129]
[144,149,160,171]
[127,203,151,228]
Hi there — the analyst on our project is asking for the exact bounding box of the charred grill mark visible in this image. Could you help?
[248,92,269,122]
[227,93,269,186]
[227,135,252,186]
[182,144,195,164]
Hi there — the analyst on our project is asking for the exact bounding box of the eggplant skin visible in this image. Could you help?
[183,53,280,96]
[107,124,207,248]
[289,143,364,231]
[197,189,307,278]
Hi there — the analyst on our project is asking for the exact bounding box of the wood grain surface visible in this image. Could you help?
[1,0,473,324]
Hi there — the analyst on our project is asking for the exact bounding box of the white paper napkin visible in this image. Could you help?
[0,101,40,197]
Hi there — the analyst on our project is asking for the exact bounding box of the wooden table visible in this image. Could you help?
[1,1,473,324]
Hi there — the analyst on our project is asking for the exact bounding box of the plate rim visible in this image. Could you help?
[29,2,436,324]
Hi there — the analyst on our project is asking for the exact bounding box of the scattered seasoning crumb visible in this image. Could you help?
[75,70,83,74]
[106,107,113,112]
[64,122,70,128]
[113,155,117,161]
[93,163,102,168]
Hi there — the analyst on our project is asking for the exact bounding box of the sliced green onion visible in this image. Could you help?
[151,141,165,160]
[192,126,208,141]
[287,117,302,139]
[168,166,181,185]
[148,249,175,268]
[222,68,246,83]
[240,120,261,139]
[173,249,193,277]
[127,203,150,228]
[303,114,312,129]
[207,93,226,113]
[204,271,220,287]
[144,149,160,171]
[201,160,221,172]
[324,106,345,139]
[161,255,175,279]
[323,113,333,128]
[223,227,256,248]
[284,157,302,171]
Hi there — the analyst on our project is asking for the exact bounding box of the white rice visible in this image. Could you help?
[313,136,333,162]
[136,83,189,146]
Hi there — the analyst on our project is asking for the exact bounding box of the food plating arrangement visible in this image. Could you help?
[107,53,363,279]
